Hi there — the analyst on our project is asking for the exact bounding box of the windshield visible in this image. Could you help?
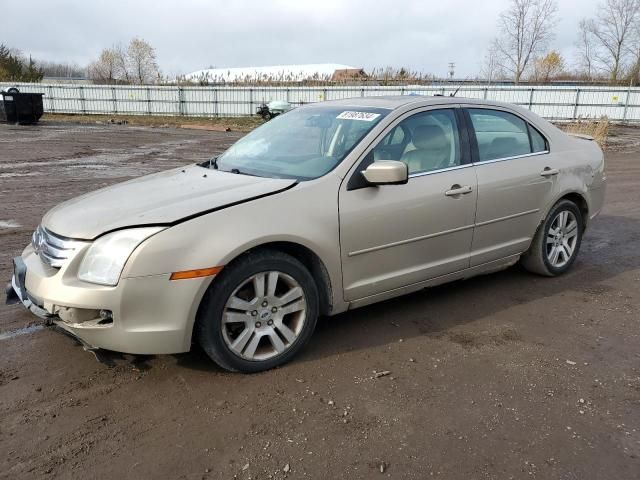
[214,106,389,180]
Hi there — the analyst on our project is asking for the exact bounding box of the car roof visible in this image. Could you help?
[315,95,521,111]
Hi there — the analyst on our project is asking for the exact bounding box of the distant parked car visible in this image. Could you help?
[257,100,293,120]
[7,96,605,372]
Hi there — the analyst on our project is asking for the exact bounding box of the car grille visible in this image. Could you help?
[31,225,87,268]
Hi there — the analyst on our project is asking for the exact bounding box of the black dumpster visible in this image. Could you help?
[0,88,44,125]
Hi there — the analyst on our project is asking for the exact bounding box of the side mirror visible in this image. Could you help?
[361,161,408,186]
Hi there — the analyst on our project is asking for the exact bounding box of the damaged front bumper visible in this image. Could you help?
[6,256,100,353]
[6,256,55,322]
[6,246,211,355]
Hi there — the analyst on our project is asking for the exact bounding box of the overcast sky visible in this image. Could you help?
[5,0,601,77]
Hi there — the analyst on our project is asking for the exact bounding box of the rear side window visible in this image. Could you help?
[468,109,542,161]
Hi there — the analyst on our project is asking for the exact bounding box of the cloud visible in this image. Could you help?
[3,0,600,77]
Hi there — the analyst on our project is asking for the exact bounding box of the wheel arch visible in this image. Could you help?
[521,192,586,276]
[189,240,334,350]
[203,240,334,317]
[525,190,590,256]
[245,241,333,316]
[541,191,589,230]
[559,192,589,229]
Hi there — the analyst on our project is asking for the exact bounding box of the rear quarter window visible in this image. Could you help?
[529,125,548,152]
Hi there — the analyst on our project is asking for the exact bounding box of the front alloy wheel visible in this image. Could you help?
[222,271,307,361]
[197,250,319,372]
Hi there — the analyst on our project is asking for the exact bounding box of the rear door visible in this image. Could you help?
[464,106,557,266]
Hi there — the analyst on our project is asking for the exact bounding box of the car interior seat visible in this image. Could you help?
[400,124,450,173]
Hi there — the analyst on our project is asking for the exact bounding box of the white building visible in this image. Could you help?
[184,63,363,83]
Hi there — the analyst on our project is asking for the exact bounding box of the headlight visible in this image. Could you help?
[78,227,164,286]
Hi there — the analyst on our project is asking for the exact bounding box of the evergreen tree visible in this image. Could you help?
[0,44,44,82]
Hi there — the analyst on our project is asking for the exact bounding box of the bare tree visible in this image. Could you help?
[113,43,130,83]
[493,0,558,83]
[126,37,159,84]
[88,38,160,85]
[586,0,640,82]
[88,48,119,84]
[624,11,640,83]
[480,44,506,84]
[576,19,597,79]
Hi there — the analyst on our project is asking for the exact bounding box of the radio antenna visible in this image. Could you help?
[450,76,471,97]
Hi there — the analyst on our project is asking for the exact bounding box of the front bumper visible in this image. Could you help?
[6,245,212,355]
[6,256,55,321]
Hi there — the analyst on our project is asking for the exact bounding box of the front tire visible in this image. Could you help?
[521,199,584,276]
[196,250,319,372]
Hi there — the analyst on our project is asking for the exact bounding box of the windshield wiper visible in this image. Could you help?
[226,167,261,177]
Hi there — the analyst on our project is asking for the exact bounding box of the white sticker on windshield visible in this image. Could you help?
[336,111,381,121]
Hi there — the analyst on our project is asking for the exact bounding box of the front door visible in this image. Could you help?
[338,108,478,301]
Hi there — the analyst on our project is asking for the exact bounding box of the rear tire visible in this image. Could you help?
[521,199,584,277]
[196,250,319,373]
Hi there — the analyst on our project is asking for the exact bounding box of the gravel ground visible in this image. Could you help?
[0,121,639,479]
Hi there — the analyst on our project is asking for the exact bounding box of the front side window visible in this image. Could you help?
[468,109,537,161]
[371,109,461,175]
[215,106,388,180]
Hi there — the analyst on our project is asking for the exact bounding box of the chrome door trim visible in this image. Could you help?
[472,150,550,166]
[474,208,540,228]
[347,223,475,257]
[408,163,473,179]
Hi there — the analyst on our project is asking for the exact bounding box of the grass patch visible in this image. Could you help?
[42,113,263,132]
[559,118,610,148]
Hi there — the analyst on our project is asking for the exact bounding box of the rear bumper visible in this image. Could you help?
[6,246,212,355]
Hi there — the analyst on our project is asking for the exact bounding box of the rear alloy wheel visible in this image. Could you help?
[546,210,579,268]
[521,199,584,276]
[197,250,319,372]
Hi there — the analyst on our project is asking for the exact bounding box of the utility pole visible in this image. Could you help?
[448,62,455,80]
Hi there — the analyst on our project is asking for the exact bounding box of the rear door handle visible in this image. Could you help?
[540,167,559,177]
[445,185,473,197]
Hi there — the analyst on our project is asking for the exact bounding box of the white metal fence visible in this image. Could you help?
[3,83,640,122]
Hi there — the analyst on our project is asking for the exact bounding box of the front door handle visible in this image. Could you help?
[445,184,473,197]
[540,167,559,177]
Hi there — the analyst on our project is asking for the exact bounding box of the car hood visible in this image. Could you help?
[42,165,297,239]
